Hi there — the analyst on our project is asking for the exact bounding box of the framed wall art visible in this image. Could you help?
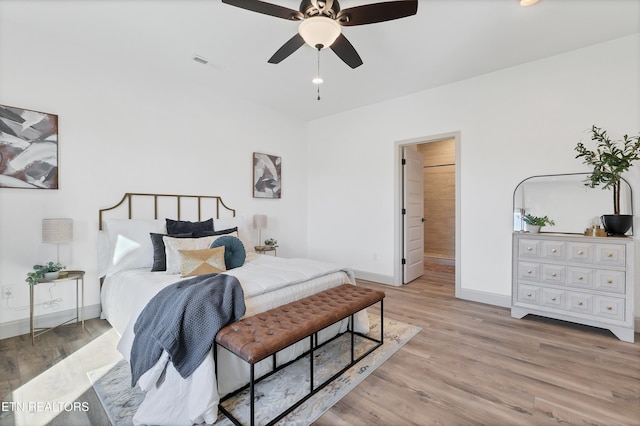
[253,152,281,199]
[0,104,59,189]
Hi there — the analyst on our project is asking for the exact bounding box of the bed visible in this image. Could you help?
[98,193,369,426]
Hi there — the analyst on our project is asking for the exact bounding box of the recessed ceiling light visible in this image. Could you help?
[520,0,540,6]
[312,77,323,84]
[192,54,208,65]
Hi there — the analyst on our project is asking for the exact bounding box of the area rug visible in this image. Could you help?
[88,314,420,425]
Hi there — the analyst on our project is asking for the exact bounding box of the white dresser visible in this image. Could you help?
[511,233,635,342]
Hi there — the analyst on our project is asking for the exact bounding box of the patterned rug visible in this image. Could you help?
[88,314,420,425]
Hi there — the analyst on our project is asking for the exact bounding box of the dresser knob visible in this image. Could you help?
[528,270,532,274]
[607,306,613,311]
[607,279,613,284]
[527,293,532,297]
[578,250,584,255]
[527,247,532,251]
[607,253,613,258]
[552,273,557,277]
[552,249,557,253]
[551,297,557,301]
[578,276,584,281]
[578,301,583,306]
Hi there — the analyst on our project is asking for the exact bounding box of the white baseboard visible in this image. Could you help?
[0,303,102,340]
[459,288,512,308]
[353,270,397,286]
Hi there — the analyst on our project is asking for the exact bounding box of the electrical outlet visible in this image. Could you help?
[2,286,13,299]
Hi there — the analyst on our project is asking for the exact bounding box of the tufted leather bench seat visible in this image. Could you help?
[216,284,385,364]
[215,283,385,426]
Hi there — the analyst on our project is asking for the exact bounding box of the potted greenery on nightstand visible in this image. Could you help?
[25,262,66,285]
[575,125,640,236]
[523,214,555,233]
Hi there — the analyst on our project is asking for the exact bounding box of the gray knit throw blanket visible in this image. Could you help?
[130,273,245,386]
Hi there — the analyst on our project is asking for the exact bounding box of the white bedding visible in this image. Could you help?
[100,253,369,425]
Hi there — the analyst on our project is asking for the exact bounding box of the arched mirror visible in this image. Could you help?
[513,173,634,235]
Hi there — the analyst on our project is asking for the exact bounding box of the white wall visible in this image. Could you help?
[307,35,640,307]
[0,19,309,330]
[1,13,638,336]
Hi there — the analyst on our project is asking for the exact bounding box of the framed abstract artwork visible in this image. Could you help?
[0,104,59,189]
[253,152,281,199]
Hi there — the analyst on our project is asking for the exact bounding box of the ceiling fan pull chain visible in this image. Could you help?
[317,47,321,101]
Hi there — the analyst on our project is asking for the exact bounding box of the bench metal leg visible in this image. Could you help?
[250,365,255,426]
[309,335,314,392]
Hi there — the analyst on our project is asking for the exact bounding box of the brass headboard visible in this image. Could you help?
[98,193,236,287]
[99,192,236,230]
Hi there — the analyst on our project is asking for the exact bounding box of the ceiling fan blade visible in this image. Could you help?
[268,33,306,64]
[330,33,363,69]
[336,0,418,26]
[222,0,303,21]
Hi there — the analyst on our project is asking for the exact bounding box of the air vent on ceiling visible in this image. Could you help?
[192,55,209,65]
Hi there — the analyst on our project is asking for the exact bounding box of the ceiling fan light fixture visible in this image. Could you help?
[520,0,540,6]
[298,16,341,49]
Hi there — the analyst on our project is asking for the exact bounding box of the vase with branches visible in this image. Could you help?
[575,125,640,235]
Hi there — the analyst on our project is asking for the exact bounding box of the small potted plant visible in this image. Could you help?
[523,214,555,233]
[575,125,640,236]
[264,238,278,248]
[25,262,66,285]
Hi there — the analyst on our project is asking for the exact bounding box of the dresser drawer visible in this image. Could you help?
[595,244,625,267]
[595,270,625,293]
[518,239,542,259]
[567,242,594,264]
[594,296,625,321]
[517,284,541,305]
[541,264,565,285]
[566,267,594,289]
[541,288,565,309]
[566,292,593,315]
[541,240,566,261]
[518,262,541,282]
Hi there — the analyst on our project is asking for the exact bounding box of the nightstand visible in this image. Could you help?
[30,270,85,345]
[255,246,277,256]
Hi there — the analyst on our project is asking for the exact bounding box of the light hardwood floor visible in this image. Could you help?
[1,262,639,425]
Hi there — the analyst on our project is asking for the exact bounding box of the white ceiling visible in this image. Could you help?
[2,0,639,121]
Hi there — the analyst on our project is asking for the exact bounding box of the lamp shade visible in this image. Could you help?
[298,16,341,49]
[42,218,73,243]
[253,215,267,229]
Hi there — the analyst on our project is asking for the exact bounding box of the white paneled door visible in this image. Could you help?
[403,147,424,283]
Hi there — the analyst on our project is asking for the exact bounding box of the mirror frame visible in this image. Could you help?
[513,172,634,236]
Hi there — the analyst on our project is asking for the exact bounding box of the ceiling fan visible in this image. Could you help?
[221,0,418,69]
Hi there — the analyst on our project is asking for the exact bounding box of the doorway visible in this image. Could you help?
[417,139,455,269]
[396,132,460,295]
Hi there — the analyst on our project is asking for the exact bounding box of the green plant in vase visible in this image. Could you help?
[523,214,554,233]
[264,238,278,248]
[575,125,640,235]
[25,262,66,285]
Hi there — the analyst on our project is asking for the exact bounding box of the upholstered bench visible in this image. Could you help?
[215,284,385,426]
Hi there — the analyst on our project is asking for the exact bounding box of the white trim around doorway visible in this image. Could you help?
[394,131,461,299]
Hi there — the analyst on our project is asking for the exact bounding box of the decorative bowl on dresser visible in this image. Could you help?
[511,233,634,342]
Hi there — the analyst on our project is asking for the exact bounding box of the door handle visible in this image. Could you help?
[421,218,426,223]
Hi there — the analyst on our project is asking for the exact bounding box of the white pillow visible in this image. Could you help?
[214,217,255,253]
[97,230,109,278]
[103,219,166,275]
[163,234,232,274]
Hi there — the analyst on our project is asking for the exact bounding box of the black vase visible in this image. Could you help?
[601,215,633,236]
